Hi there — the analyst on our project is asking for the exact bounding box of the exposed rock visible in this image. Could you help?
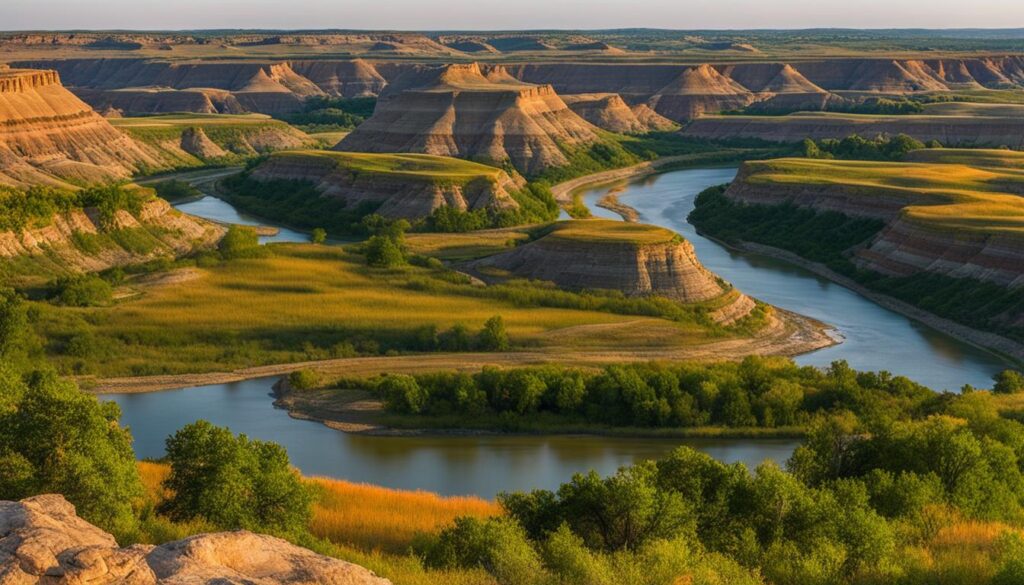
[179,127,227,159]
[0,67,160,188]
[468,220,755,323]
[646,64,756,122]
[290,59,388,98]
[247,150,524,220]
[562,93,677,133]
[335,63,605,176]
[0,495,391,585]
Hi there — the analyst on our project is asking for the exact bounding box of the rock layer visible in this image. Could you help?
[248,150,524,220]
[562,93,677,133]
[0,67,158,187]
[469,220,755,323]
[335,63,604,176]
[0,494,391,584]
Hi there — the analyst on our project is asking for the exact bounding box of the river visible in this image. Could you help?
[580,167,1009,391]
[101,168,1008,497]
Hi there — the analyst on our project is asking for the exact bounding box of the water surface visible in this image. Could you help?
[106,377,796,498]
[581,168,1009,391]
[174,196,310,243]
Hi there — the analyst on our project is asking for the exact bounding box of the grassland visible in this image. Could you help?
[542,219,680,245]
[404,227,533,261]
[36,243,739,377]
[136,461,498,585]
[266,150,508,184]
[743,157,1024,235]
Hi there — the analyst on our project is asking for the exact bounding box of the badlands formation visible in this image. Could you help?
[0,495,390,584]
[0,66,158,188]
[334,63,606,176]
[469,220,756,325]
[247,150,525,220]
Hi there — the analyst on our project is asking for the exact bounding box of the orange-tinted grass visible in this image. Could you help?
[138,460,171,506]
[307,476,502,554]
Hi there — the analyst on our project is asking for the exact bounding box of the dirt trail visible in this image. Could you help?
[86,309,835,394]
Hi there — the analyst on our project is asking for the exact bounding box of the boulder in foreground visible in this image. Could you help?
[0,494,391,584]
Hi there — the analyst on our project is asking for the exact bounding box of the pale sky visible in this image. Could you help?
[5,0,1024,31]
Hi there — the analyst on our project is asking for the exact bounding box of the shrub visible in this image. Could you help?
[52,275,113,307]
[993,370,1024,394]
[160,420,312,535]
[153,179,201,201]
[478,315,510,351]
[288,369,321,390]
[378,374,428,414]
[364,234,406,267]
[218,225,262,259]
[311,227,327,244]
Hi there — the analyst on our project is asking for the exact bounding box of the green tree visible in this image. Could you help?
[311,227,327,244]
[378,374,428,414]
[160,421,312,534]
[478,315,510,351]
[993,369,1024,394]
[364,234,405,267]
[53,275,113,307]
[218,225,262,259]
[0,288,35,370]
[0,369,142,536]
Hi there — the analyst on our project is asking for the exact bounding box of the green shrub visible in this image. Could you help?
[218,225,263,260]
[52,275,113,307]
[478,315,510,352]
[288,369,321,390]
[311,227,327,244]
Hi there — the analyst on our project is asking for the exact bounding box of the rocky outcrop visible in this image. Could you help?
[77,87,248,116]
[289,59,388,98]
[0,67,160,188]
[335,63,605,176]
[0,197,224,282]
[0,494,391,584]
[469,220,755,323]
[562,93,677,133]
[248,150,524,220]
[647,64,756,122]
[179,127,227,159]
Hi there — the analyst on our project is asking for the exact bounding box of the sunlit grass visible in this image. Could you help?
[268,150,507,183]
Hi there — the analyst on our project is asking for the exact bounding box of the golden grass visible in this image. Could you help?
[744,157,1024,236]
[271,150,506,183]
[405,227,533,261]
[545,219,680,245]
[110,113,276,127]
[307,477,501,553]
[40,244,709,376]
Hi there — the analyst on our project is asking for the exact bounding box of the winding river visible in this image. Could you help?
[103,170,1009,497]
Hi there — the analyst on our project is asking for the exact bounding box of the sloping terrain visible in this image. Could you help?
[0,66,159,188]
[562,93,677,133]
[647,64,757,121]
[0,494,390,584]
[468,219,756,324]
[246,150,524,219]
[334,63,607,176]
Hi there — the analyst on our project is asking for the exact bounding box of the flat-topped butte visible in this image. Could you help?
[268,150,508,184]
[539,219,683,246]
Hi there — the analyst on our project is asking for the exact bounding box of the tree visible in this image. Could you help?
[218,225,262,259]
[311,227,327,244]
[478,315,510,351]
[0,369,142,536]
[161,420,312,534]
[53,275,113,307]
[993,370,1024,394]
[378,374,428,414]
[364,234,405,267]
[0,288,34,370]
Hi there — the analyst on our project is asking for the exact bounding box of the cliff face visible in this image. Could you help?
[22,55,1024,119]
[248,150,524,220]
[724,161,1024,288]
[335,64,604,176]
[0,494,391,585]
[469,220,755,323]
[0,197,224,282]
[562,93,677,133]
[684,113,1024,147]
[0,67,158,188]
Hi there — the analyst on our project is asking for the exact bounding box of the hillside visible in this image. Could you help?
[692,155,1024,347]
[110,113,314,168]
[241,149,525,220]
[468,220,757,324]
[561,93,677,133]
[0,184,223,285]
[0,66,159,188]
[334,63,611,176]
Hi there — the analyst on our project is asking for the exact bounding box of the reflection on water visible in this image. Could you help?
[173,196,311,243]
[105,377,796,497]
[581,168,1009,391]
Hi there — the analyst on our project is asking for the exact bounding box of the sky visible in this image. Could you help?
[5,0,1024,31]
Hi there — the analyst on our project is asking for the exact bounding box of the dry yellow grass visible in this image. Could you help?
[307,477,501,553]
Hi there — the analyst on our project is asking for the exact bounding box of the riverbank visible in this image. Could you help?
[710,236,1024,365]
[86,306,834,393]
[596,186,640,222]
[272,378,807,439]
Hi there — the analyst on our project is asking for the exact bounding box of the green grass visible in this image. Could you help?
[742,157,1024,236]
[541,219,680,245]
[35,243,739,377]
[266,150,507,184]
[903,148,1024,168]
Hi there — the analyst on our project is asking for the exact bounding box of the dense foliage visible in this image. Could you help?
[801,134,928,161]
[160,420,313,535]
[152,179,201,201]
[0,183,149,232]
[278,96,376,132]
[50,274,114,307]
[689,186,1024,342]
